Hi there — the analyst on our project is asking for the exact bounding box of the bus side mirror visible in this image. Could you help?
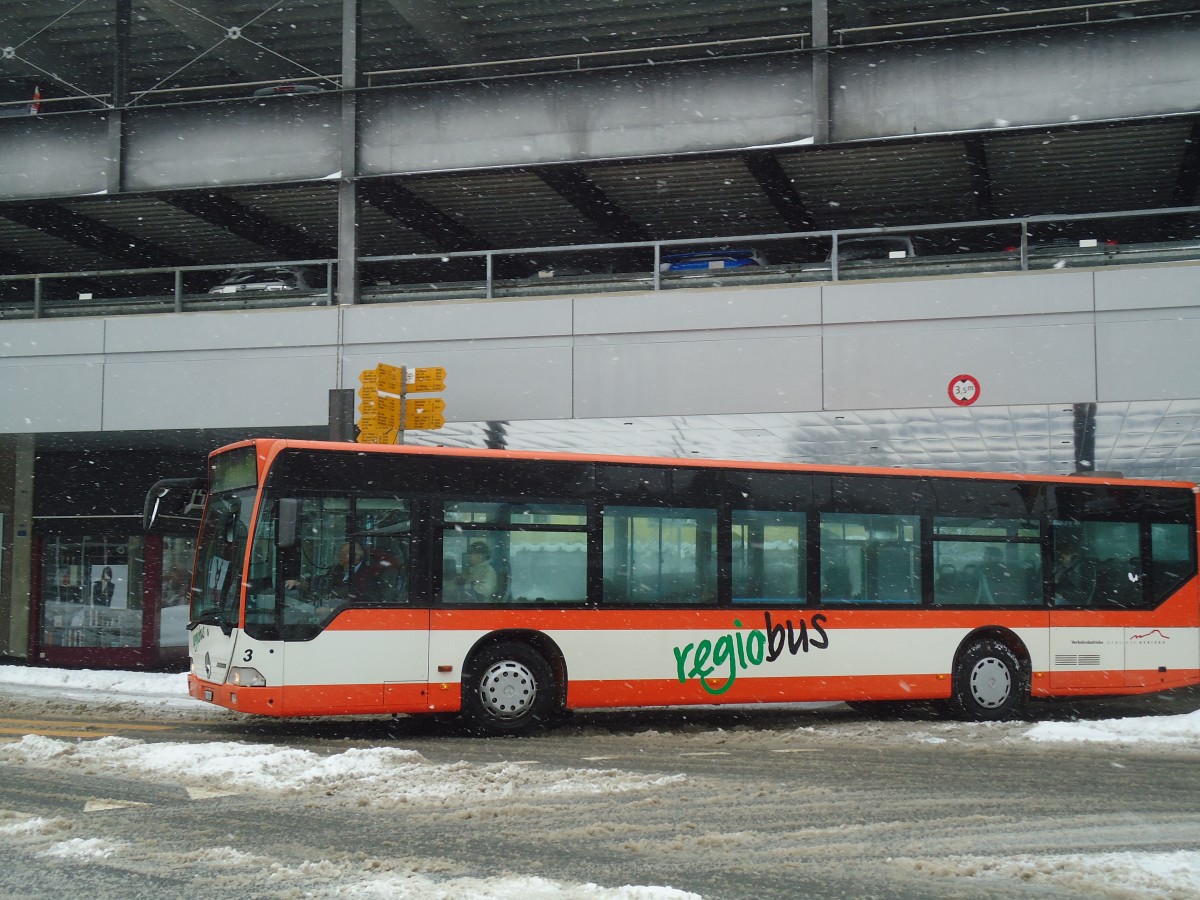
[143,477,206,532]
[277,498,299,549]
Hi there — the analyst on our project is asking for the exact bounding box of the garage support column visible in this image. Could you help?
[811,0,830,145]
[106,0,132,195]
[336,0,361,307]
[0,435,34,660]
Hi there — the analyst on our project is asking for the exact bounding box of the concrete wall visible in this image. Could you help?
[831,20,1200,140]
[1,18,1197,198]
[2,263,1197,435]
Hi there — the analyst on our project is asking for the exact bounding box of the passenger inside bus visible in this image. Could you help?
[286,540,404,608]
[455,540,500,602]
[1053,533,1097,605]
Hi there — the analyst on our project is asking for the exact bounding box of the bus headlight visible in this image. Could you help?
[229,667,267,688]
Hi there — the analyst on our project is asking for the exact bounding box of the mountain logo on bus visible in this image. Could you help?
[673,612,830,696]
[1130,629,1170,641]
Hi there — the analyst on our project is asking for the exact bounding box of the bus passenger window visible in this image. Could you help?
[820,513,919,604]
[733,510,805,605]
[440,502,587,605]
[603,506,717,606]
[1149,523,1194,606]
[933,518,1041,607]
[1053,521,1139,609]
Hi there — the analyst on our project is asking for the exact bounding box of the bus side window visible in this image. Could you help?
[732,510,806,605]
[1148,522,1194,606]
[934,517,1041,607]
[440,501,587,605]
[1054,521,1137,608]
[820,513,919,604]
[602,506,717,606]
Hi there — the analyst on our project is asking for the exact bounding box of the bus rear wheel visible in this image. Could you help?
[950,638,1026,721]
[461,641,556,736]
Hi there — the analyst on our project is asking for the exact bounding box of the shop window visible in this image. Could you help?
[41,536,143,649]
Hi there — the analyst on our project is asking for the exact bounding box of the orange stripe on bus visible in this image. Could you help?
[566,674,953,707]
[190,675,437,717]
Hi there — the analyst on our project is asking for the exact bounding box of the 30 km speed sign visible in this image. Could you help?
[948,374,981,407]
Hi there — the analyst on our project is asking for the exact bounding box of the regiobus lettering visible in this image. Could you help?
[674,612,830,695]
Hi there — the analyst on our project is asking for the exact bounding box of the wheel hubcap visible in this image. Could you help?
[969,657,1012,709]
[478,659,537,720]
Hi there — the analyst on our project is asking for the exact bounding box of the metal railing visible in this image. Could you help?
[2,207,1197,320]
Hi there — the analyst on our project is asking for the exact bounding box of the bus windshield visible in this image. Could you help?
[191,487,255,633]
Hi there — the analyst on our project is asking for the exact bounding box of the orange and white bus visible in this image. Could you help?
[153,438,1199,735]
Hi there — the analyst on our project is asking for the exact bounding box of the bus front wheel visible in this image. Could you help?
[950,638,1026,721]
[461,641,556,736]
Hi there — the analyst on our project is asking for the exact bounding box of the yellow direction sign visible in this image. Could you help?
[365,395,402,428]
[408,366,447,393]
[374,363,447,395]
[407,397,445,415]
[358,426,399,444]
[357,363,447,437]
[374,363,406,395]
[405,411,446,430]
[402,397,445,430]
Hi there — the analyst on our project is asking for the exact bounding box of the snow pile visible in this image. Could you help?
[904,850,1200,897]
[1025,708,1200,744]
[0,664,187,696]
[0,734,685,808]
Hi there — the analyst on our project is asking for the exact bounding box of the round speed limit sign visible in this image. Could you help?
[948,374,980,407]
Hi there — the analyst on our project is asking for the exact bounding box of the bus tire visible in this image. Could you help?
[950,638,1025,721]
[461,641,555,736]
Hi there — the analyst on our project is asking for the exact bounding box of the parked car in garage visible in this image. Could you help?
[660,248,767,272]
[208,266,323,294]
[831,236,916,262]
[252,83,325,98]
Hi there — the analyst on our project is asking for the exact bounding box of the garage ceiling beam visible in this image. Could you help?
[0,202,190,268]
[0,247,30,274]
[742,151,815,232]
[536,165,650,243]
[964,136,995,218]
[164,191,331,259]
[362,182,489,252]
[384,0,481,66]
[139,0,288,83]
[1171,118,1200,207]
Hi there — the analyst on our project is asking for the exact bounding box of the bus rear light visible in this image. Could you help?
[230,666,267,688]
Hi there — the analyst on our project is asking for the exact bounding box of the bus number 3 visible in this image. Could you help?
[243,649,254,662]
